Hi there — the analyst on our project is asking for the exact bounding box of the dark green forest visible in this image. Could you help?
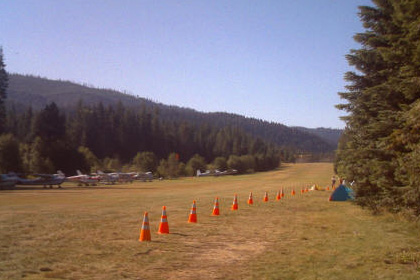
[1,99,288,176]
[335,0,420,216]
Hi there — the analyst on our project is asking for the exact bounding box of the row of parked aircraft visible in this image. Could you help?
[0,170,153,189]
[196,169,238,177]
[1,168,238,189]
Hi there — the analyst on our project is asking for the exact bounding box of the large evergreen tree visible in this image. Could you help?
[336,0,420,214]
[0,47,8,134]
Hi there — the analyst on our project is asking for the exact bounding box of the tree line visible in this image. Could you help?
[335,0,420,216]
[1,99,289,176]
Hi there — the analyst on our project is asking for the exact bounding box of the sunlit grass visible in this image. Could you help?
[0,163,419,279]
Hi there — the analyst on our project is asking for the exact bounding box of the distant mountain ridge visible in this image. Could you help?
[293,127,342,146]
[6,74,340,153]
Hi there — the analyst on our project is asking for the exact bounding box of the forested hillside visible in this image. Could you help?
[0,70,341,177]
[3,100,286,176]
[335,0,420,216]
[293,127,342,146]
[6,74,337,153]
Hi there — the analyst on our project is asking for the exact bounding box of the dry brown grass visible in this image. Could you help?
[1,163,419,279]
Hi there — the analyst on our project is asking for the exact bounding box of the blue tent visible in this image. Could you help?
[329,184,354,201]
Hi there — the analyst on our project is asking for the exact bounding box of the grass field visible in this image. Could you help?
[1,163,419,280]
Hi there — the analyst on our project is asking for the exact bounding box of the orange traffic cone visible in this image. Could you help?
[281,188,285,198]
[247,192,254,205]
[326,186,330,191]
[301,188,304,195]
[263,191,269,202]
[139,211,151,242]
[231,194,238,210]
[158,206,169,234]
[291,189,296,196]
[188,200,197,223]
[212,197,220,216]
[276,190,281,200]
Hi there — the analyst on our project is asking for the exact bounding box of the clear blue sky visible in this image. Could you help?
[0,0,372,128]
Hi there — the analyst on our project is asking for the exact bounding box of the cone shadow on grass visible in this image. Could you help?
[170,232,189,237]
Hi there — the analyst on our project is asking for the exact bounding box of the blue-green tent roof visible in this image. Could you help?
[330,184,354,201]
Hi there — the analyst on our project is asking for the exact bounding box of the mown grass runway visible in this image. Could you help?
[1,163,419,279]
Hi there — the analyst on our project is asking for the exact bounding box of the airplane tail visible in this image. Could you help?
[196,169,201,177]
[76,170,83,176]
[57,170,65,177]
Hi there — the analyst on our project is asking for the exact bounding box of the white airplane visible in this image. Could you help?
[196,170,212,177]
[134,172,153,182]
[94,170,119,185]
[108,172,133,183]
[215,169,238,176]
[66,170,100,186]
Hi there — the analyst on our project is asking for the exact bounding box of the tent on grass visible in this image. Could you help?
[329,184,354,201]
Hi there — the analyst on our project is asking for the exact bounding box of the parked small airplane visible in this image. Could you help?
[196,170,212,177]
[134,172,153,182]
[66,170,100,186]
[109,172,133,183]
[11,171,66,188]
[215,169,238,176]
[0,174,18,189]
[95,171,153,183]
[95,170,118,185]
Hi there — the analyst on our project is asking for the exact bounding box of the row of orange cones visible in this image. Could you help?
[139,188,310,242]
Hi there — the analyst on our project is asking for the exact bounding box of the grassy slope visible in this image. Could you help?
[0,163,419,280]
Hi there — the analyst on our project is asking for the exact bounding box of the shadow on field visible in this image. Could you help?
[134,249,153,256]
[170,232,189,237]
